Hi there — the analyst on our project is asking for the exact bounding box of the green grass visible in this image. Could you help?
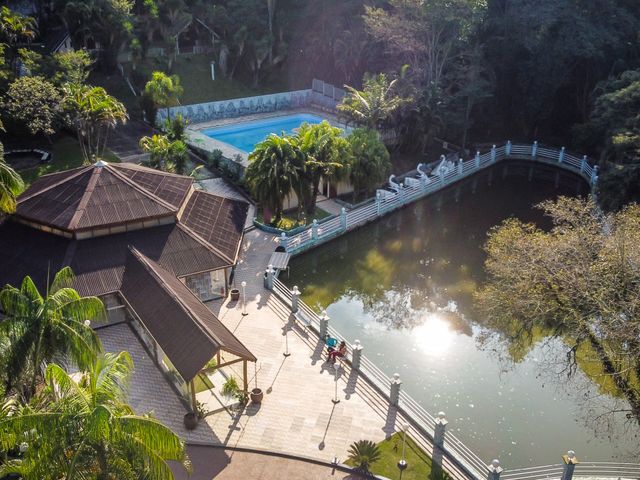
[123,54,288,105]
[193,372,215,394]
[19,135,119,186]
[346,433,449,480]
[256,206,332,231]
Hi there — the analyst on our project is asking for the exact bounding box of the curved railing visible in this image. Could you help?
[279,142,598,255]
[269,278,640,480]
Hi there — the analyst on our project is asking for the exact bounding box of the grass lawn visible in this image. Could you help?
[256,206,332,231]
[346,433,449,480]
[122,54,289,106]
[19,135,119,186]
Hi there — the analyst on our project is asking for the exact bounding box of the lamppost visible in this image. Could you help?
[84,320,91,327]
[332,367,340,404]
[283,324,291,357]
[241,281,248,316]
[397,422,409,478]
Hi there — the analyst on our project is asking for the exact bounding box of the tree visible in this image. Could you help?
[3,76,62,139]
[0,6,36,70]
[52,48,93,85]
[0,352,192,479]
[139,134,188,174]
[62,83,128,164]
[347,439,381,473]
[143,71,183,122]
[0,267,104,401]
[363,0,486,88]
[347,128,390,202]
[297,120,351,215]
[0,141,24,214]
[338,73,411,131]
[244,133,305,224]
[476,196,640,427]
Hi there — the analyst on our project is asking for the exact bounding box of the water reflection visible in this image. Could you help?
[412,313,455,357]
[288,162,639,464]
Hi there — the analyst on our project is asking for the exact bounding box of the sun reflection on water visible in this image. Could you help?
[412,314,455,357]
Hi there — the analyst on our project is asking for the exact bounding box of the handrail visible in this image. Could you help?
[279,142,598,255]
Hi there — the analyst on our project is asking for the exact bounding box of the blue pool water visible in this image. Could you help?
[202,114,326,153]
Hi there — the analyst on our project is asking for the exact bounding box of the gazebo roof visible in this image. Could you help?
[16,161,193,233]
[121,248,256,381]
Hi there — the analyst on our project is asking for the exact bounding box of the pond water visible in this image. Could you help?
[286,161,639,467]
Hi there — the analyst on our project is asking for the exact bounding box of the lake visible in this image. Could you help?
[286,161,639,466]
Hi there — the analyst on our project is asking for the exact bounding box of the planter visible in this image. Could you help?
[230,288,240,301]
[250,387,264,404]
[183,412,198,430]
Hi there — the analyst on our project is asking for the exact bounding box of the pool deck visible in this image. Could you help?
[186,108,344,168]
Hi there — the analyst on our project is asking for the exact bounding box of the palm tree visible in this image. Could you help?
[0,142,25,214]
[347,439,382,473]
[338,73,411,131]
[139,134,189,174]
[245,133,305,224]
[144,71,184,122]
[347,128,391,202]
[62,83,128,164]
[297,121,351,215]
[0,267,104,400]
[0,352,192,480]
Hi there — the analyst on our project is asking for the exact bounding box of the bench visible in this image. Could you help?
[293,310,313,332]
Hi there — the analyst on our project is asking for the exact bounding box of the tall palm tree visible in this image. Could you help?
[297,121,351,214]
[0,141,25,214]
[0,267,104,400]
[0,352,192,480]
[338,73,411,130]
[245,133,305,224]
[62,83,128,164]
[144,71,184,122]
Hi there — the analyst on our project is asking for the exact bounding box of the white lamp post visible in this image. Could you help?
[84,320,91,327]
[332,368,340,404]
[283,324,291,357]
[241,281,247,316]
[398,422,409,476]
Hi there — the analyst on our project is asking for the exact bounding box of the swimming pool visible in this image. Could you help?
[202,114,326,153]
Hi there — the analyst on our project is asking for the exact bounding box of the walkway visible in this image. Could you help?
[316,195,344,216]
[172,446,363,480]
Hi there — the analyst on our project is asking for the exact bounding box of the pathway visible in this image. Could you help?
[316,195,344,216]
[172,446,363,480]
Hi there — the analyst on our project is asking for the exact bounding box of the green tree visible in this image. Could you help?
[476,196,640,425]
[0,352,192,479]
[0,141,24,214]
[62,83,128,164]
[52,49,94,85]
[0,267,104,401]
[0,6,36,71]
[143,71,183,122]
[3,76,62,139]
[297,121,351,214]
[139,134,188,174]
[347,439,381,473]
[347,128,390,202]
[245,133,305,224]
[338,73,411,130]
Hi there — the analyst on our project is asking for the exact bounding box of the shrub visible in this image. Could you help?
[347,439,382,473]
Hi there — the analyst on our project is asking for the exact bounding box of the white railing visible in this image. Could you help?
[269,280,640,480]
[280,142,598,254]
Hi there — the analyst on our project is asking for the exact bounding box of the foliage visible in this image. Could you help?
[139,134,188,173]
[3,76,62,138]
[0,352,191,479]
[297,120,351,214]
[140,91,159,126]
[0,267,105,401]
[0,141,25,213]
[221,376,240,398]
[52,49,94,86]
[165,113,188,142]
[476,196,640,426]
[245,133,305,223]
[347,128,390,200]
[143,71,183,120]
[347,439,382,472]
[338,73,411,130]
[62,83,128,164]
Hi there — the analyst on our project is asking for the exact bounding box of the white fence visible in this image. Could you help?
[279,142,599,255]
[269,278,640,480]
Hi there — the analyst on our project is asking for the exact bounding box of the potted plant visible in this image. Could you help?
[250,362,263,404]
[230,288,240,301]
[183,411,198,430]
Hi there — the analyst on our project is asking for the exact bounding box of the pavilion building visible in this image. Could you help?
[0,161,256,409]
